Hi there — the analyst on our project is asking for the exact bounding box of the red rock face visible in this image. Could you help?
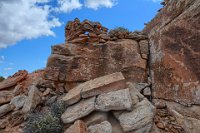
[45,39,148,83]
[144,0,200,106]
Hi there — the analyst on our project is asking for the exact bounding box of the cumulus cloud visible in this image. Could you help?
[4,67,14,71]
[84,0,117,10]
[0,0,61,48]
[55,0,82,13]
[0,0,118,48]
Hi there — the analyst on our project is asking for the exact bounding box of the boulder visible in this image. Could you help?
[82,111,108,126]
[81,72,126,98]
[64,120,88,133]
[0,90,13,105]
[171,109,200,133]
[22,85,42,113]
[45,39,147,83]
[114,99,155,132]
[0,70,28,90]
[61,97,96,124]
[62,72,126,106]
[95,88,133,111]
[10,95,26,110]
[88,121,112,133]
[0,103,15,117]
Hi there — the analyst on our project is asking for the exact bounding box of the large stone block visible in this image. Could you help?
[45,39,148,83]
[22,85,42,113]
[115,99,155,132]
[81,72,126,98]
[95,88,133,111]
[61,97,96,124]
[88,121,112,133]
[64,120,88,133]
[62,72,126,106]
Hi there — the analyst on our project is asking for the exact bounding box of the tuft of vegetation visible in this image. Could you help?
[23,101,66,133]
[0,76,5,82]
[109,27,130,34]
[50,100,66,118]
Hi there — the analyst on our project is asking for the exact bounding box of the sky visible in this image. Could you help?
[0,0,163,78]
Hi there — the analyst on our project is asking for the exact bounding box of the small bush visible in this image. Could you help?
[23,112,63,133]
[50,100,66,118]
[109,27,130,34]
[23,101,66,133]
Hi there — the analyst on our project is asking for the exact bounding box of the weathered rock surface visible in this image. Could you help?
[64,120,87,133]
[62,72,126,105]
[144,0,200,106]
[82,111,108,126]
[171,109,200,133]
[0,70,28,90]
[61,97,96,123]
[0,103,15,117]
[0,90,14,105]
[88,121,112,133]
[95,88,133,111]
[10,95,26,110]
[45,39,148,83]
[114,99,155,132]
[22,85,42,113]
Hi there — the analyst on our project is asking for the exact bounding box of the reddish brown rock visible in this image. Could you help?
[64,120,88,133]
[0,70,28,90]
[144,0,200,106]
[45,39,147,83]
[0,90,13,105]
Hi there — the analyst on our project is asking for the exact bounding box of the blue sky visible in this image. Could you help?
[0,0,162,78]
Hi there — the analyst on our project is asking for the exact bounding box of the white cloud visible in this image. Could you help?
[55,0,82,13]
[0,0,118,48]
[0,0,61,48]
[84,0,117,10]
[0,56,5,63]
[4,67,14,71]
[151,0,163,2]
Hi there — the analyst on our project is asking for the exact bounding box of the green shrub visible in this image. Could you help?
[23,112,63,133]
[23,100,66,133]
[109,27,130,34]
[50,100,66,118]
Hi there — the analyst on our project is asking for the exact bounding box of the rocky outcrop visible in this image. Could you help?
[144,0,200,132]
[144,0,200,106]
[0,1,199,131]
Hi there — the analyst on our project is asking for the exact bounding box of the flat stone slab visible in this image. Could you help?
[62,86,82,106]
[0,70,28,90]
[81,72,126,98]
[62,72,126,106]
[95,88,133,111]
[88,121,112,133]
[115,99,155,132]
[61,97,96,124]
[22,85,42,113]
[64,120,88,133]
[0,103,15,117]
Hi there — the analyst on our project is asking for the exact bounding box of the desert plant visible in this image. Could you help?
[23,99,67,133]
[23,112,63,133]
[109,27,130,34]
[50,100,66,118]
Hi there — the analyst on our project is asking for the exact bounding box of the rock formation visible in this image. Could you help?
[0,0,199,132]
